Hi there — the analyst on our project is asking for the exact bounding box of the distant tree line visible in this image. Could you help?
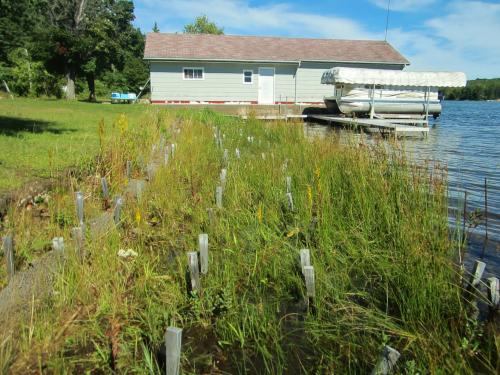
[441,78,500,101]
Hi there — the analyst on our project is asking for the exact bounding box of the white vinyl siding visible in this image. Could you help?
[150,61,298,102]
[150,60,405,103]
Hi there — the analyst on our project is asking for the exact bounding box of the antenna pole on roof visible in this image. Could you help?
[384,0,391,41]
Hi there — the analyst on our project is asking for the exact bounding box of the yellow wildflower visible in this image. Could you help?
[307,184,313,207]
[257,203,263,224]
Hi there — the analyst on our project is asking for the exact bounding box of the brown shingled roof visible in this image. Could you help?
[144,33,409,65]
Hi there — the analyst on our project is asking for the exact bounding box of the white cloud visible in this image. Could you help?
[137,0,374,39]
[136,0,499,78]
[370,0,437,12]
[388,1,500,78]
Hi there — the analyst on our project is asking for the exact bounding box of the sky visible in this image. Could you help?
[132,0,500,79]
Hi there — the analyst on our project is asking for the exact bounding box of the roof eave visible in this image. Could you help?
[144,57,300,64]
[300,59,409,65]
[144,56,409,65]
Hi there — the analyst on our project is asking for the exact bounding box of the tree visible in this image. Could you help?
[0,0,45,62]
[39,0,144,101]
[152,21,159,32]
[183,15,224,35]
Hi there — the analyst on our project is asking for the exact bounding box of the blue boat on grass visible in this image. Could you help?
[111,92,137,103]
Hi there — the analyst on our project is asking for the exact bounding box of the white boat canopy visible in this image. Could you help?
[321,67,467,88]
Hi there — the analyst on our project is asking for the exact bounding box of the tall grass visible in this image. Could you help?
[1,108,496,373]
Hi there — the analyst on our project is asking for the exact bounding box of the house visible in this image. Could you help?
[144,33,409,105]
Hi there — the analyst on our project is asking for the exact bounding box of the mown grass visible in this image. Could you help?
[0,108,497,373]
[0,98,146,193]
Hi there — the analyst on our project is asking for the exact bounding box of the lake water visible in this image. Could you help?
[306,100,500,278]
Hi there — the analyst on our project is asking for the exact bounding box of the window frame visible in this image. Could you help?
[183,67,205,80]
[242,69,254,85]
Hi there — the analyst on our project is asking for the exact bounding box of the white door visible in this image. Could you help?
[258,68,275,104]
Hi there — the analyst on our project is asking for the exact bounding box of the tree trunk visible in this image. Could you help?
[66,66,76,100]
[87,73,96,102]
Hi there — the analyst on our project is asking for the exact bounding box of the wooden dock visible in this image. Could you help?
[306,115,429,137]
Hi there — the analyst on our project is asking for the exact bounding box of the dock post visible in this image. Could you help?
[165,326,182,375]
[370,83,376,119]
[371,345,401,375]
[424,85,430,124]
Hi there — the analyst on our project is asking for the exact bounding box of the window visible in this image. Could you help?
[183,67,204,80]
[243,70,253,84]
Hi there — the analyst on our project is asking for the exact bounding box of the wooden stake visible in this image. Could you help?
[126,160,132,179]
[300,249,310,275]
[286,176,292,194]
[207,208,215,226]
[164,145,170,165]
[486,277,499,309]
[71,226,84,261]
[371,345,401,375]
[235,148,241,159]
[469,260,486,289]
[147,163,155,181]
[52,237,64,253]
[286,192,294,211]
[303,265,315,298]
[282,159,289,172]
[101,177,110,201]
[187,252,200,292]
[199,233,209,274]
[2,234,14,280]
[216,186,223,209]
[165,326,182,375]
[113,196,123,225]
[76,191,84,226]
[220,168,227,188]
[171,143,176,158]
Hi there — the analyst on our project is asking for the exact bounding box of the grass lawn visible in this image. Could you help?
[0,98,147,193]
